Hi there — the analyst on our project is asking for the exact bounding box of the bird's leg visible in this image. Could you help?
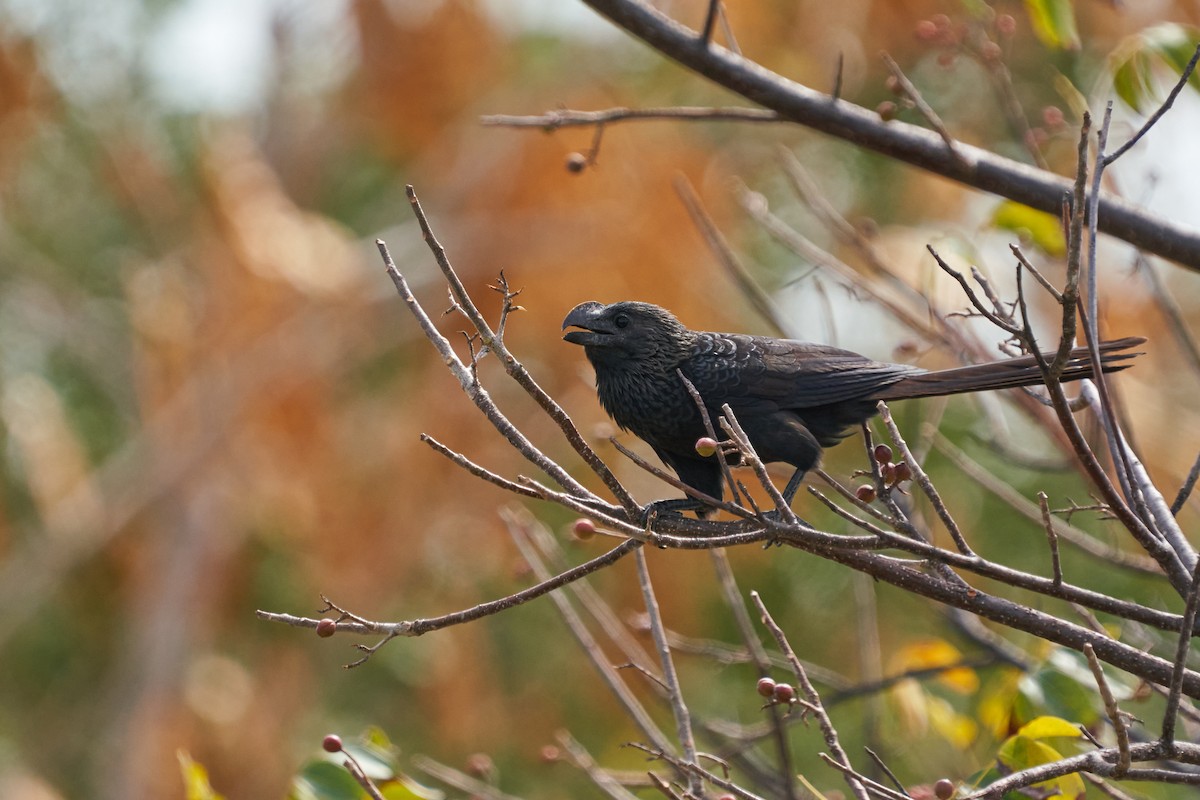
[760,469,811,540]
[781,468,808,504]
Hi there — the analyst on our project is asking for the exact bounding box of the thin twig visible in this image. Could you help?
[677,370,745,507]
[481,106,781,130]
[1162,561,1200,752]
[877,402,974,555]
[255,536,642,667]
[556,730,642,800]
[1172,451,1200,516]
[817,755,913,800]
[863,747,911,798]
[1084,643,1130,776]
[709,550,799,799]
[1106,43,1200,165]
[634,548,702,796]
[674,175,791,337]
[751,592,870,800]
[880,52,963,165]
[378,235,596,503]
[402,187,640,513]
[699,0,720,46]
[503,511,680,763]
[1038,491,1064,586]
[410,755,524,800]
[720,404,798,524]
[932,434,1162,575]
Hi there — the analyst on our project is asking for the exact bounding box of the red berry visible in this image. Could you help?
[996,14,1016,36]
[540,745,561,762]
[881,463,897,484]
[855,485,877,503]
[694,437,719,457]
[1042,105,1065,128]
[914,19,938,41]
[322,734,343,753]
[772,682,796,704]
[572,518,597,541]
[466,753,494,778]
[316,618,337,638]
[876,101,898,121]
[893,462,913,483]
[979,40,1002,62]
[873,444,893,464]
[756,677,777,698]
[931,14,951,30]
[565,152,587,173]
[934,778,956,799]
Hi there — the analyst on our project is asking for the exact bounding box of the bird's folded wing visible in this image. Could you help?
[687,334,922,410]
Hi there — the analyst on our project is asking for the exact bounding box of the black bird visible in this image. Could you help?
[562,300,1143,513]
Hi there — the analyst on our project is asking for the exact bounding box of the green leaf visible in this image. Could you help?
[991,201,1065,257]
[291,761,365,800]
[1023,0,1080,51]
[999,732,1062,769]
[1108,24,1200,112]
[1015,660,1100,728]
[383,776,446,800]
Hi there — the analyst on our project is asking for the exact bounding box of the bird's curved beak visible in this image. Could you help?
[562,301,608,346]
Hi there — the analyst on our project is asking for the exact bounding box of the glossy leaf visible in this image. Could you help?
[1109,24,1200,112]
[178,751,226,800]
[1023,0,1080,51]
[992,202,1066,257]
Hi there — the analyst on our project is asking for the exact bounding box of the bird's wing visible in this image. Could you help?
[685,333,923,410]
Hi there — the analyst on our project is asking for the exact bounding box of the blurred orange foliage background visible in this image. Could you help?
[1,1,1199,798]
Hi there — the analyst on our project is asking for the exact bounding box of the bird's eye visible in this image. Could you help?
[614,313,630,329]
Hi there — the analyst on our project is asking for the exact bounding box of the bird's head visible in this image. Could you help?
[562,301,693,370]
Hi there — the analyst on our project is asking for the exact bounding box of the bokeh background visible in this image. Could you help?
[2,1,1200,798]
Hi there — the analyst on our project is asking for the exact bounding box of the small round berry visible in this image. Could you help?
[316,618,337,638]
[540,745,561,762]
[756,677,777,698]
[893,462,913,483]
[914,19,938,41]
[772,682,796,704]
[1042,105,1065,128]
[565,152,587,173]
[885,75,903,95]
[931,14,951,30]
[694,437,719,457]
[876,101,898,121]
[466,753,495,778]
[322,734,343,753]
[995,14,1016,36]
[934,778,956,800]
[881,463,897,484]
[572,518,597,541]
[855,484,877,503]
[979,40,1003,62]
[874,444,893,465]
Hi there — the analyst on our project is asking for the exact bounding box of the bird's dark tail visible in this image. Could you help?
[874,337,1146,401]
